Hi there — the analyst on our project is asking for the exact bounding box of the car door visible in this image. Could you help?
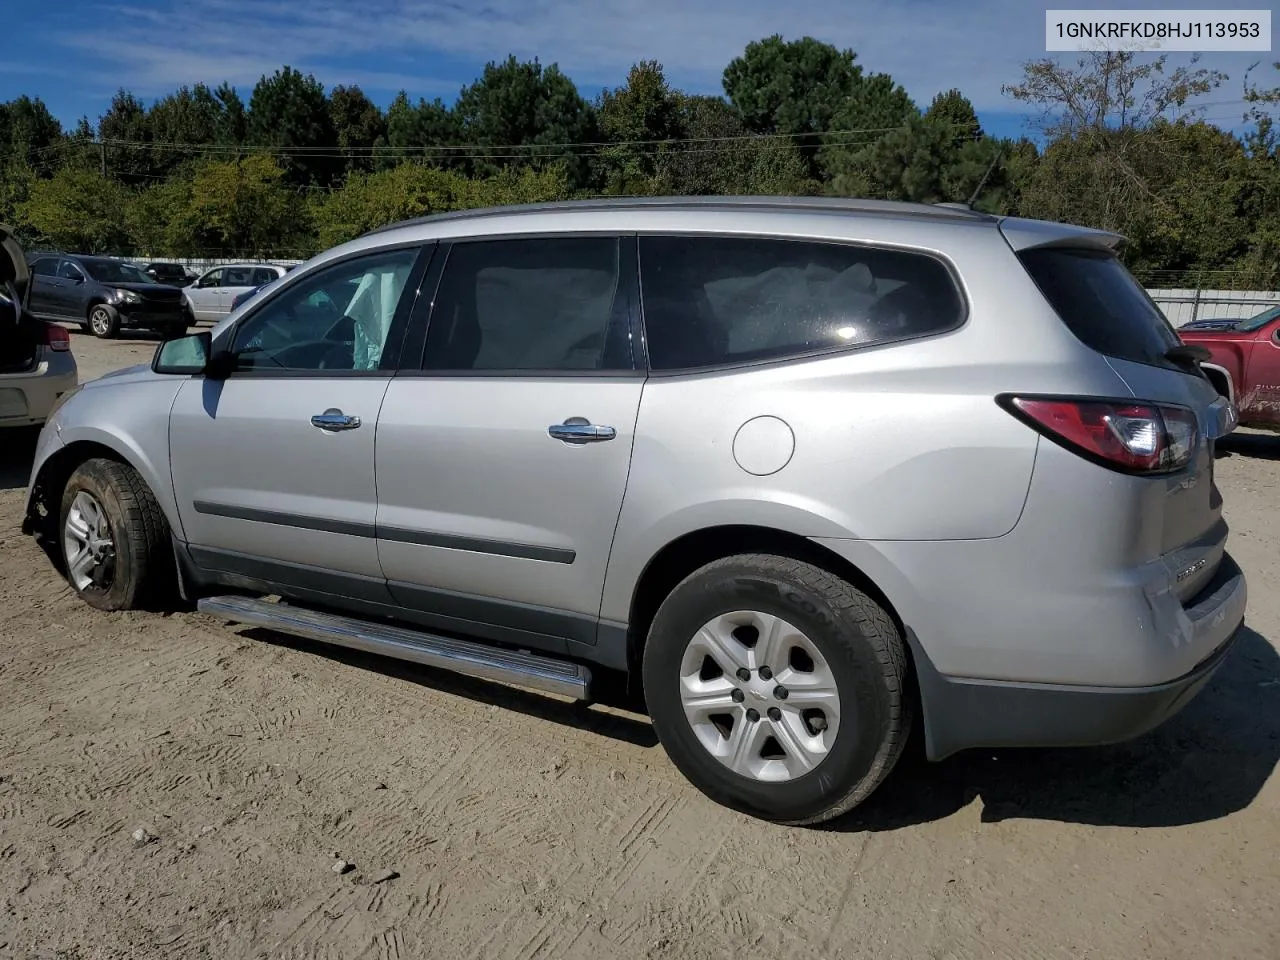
[185,268,223,322]
[26,257,61,317]
[1244,317,1280,425]
[56,259,89,320]
[168,243,430,603]
[221,266,257,314]
[375,235,643,660]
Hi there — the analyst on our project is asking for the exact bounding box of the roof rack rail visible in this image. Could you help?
[361,194,998,237]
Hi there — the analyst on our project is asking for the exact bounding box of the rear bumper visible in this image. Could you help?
[904,552,1247,759]
[908,617,1242,760]
[0,351,78,427]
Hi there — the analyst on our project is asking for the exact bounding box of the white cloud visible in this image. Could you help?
[61,0,1269,122]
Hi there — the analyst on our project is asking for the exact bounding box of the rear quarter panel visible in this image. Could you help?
[599,221,1132,624]
[1181,326,1280,424]
[1178,329,1249,400]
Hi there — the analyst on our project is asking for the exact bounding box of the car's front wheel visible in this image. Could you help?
[60,458,173,611]
[88,304,119,339]
[642,554,913,825]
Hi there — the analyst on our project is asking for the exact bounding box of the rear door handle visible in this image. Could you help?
[311,408,361,432]
[548,417,616,444]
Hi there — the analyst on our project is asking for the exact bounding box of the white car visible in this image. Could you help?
[183,263,289,323]
[1,226,77,428]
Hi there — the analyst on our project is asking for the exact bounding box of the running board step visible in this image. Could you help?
[197,595,591,701]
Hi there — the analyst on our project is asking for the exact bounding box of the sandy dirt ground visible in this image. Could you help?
[0,326,1277,960]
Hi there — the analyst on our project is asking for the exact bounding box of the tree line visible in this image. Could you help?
[1,37,1277,284]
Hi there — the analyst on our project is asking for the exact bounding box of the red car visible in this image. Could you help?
[1179,305,1280,429]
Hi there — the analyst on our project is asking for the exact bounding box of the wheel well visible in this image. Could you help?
[1201,365,1232,403]
[26,440,130,533]
[626,525,906,673]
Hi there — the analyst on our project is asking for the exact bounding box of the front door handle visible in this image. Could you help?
[548,417,617,444]
[311,408,361,432]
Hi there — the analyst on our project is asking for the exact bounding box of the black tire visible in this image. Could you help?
[59,458,174,612]
[88,303,120,339]
[160,321,187,340]
[642,554,913,825]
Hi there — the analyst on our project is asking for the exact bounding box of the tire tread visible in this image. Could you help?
[649,553,913,825]
[66,458,173,610]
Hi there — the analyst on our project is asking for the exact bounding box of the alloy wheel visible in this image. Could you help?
[63,490,116,591]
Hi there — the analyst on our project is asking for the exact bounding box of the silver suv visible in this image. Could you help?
[22,197,1247,824]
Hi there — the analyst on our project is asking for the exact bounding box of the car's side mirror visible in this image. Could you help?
[152,331,212,375]
[71,275,84,285]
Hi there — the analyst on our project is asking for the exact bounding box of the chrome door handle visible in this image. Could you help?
[311,409,361,431]
[548,417,617,444]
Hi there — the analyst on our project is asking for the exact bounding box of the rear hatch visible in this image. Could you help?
[1012,239,1234,601]
[0,223,38,374]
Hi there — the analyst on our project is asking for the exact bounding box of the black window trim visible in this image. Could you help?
[396,231,645,380]
[634,230,971,378]
[214,240,436,380]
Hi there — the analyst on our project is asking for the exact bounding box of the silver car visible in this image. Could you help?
[1,228,78,428]
[183,263,290,323]
[21,198,1247,824]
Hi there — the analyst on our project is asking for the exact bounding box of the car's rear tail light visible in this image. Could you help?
[998,395,1199,474]
[41,323,71,352]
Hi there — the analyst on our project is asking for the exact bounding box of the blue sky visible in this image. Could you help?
[0,0,1271,141]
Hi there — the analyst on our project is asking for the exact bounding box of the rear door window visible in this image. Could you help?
[421,237,631,372]
[1018,247,1181,370]
[638,235,965,370]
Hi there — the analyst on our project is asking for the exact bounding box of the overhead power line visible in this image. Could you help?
[73,119,985,159]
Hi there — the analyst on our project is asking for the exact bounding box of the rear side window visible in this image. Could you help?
[422,237,631,372]
[638,236,964,370]
[1018,247,1180,369]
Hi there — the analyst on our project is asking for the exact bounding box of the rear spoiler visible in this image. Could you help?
[0,223,30,307]
[997,216,1125,254]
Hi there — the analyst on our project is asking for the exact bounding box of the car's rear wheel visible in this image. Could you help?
[60,458,173,611]
[642,554,912,825]
[88,304,119,339]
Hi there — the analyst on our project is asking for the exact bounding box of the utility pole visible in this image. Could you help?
[99,141,107,178]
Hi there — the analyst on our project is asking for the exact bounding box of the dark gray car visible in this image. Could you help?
[27,254,189,340]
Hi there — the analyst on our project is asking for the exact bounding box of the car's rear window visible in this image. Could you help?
[1018,247,1181,369]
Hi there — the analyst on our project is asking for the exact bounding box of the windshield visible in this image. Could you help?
[84,260,153,284]
[1235,305,1280,332]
